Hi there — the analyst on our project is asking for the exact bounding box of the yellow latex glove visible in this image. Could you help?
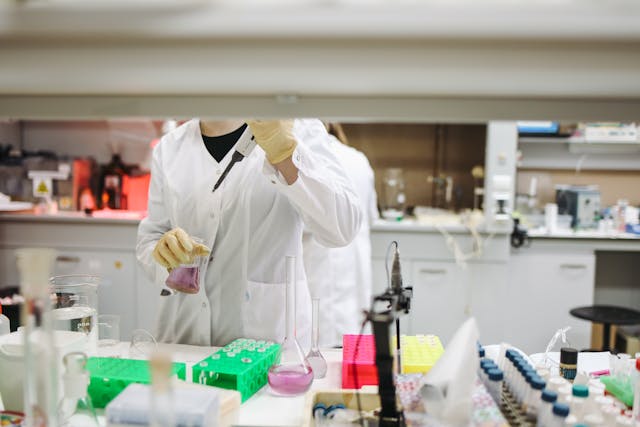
[152,227,210,270]
[247,120,298,164]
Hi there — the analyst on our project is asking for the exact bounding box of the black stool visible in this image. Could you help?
[570,305,640,352]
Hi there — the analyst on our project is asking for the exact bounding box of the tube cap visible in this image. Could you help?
[572,384,589,398]
[541,389,558,403]
[552,402,570,417]
[636,358,640,372]
[560,347,578,365]
[478,347,485,358]
[488,368,504,381]
[531,376,546,390]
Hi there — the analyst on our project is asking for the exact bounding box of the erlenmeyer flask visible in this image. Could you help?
[306,298,327,379]
[267,256,313,396]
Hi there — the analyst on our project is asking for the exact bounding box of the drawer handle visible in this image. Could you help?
[560,264,587,270]
[56,255,80,263]
[419,268,447,275]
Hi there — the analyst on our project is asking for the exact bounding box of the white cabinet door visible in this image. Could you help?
[53,250,137,341]
[506,252,595,354]
[467,263,508,345]
[410,261,467,345]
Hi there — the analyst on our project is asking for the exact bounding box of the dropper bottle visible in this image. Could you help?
[16,247,58,427]
[58,352,98,427]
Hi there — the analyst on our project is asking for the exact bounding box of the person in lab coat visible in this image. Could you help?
[302,123,379,347]
[136,119,362,348]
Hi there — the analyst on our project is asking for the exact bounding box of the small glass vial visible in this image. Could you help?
[558,384,574,404]
[486,368,504,407]
[537,389,558,427]
[560,348,578,382]
[548,377,570,393]
[525,376,546,420]
[570,384,589,422]
[549,402,570,427]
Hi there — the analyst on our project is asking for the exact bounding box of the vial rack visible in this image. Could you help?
[342,334,444,389]
[192,338,281,402]
[86,357,187,409]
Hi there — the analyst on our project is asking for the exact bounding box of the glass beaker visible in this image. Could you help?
[381,168,406,220]
[164,240,208,294]
[306,298,327,379]
[267,256,313,396]
[50,275,100,355]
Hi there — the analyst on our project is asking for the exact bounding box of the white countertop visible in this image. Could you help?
[528,227,640,241]
[97,342,343,427]
[0,211,145,225]
[371,218,507,235]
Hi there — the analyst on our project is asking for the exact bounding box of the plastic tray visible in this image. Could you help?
[192,338,281,402]
[87,357,186,408]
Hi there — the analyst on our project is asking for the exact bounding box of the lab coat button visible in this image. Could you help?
[208,256,213,262]
[245,291,250,301]
[202,302,207,308]
[210,212,215,218]
[295,154,300,162]
[216,170,221,176]
[271,180,276,184]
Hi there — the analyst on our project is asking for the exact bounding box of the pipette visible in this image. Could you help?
[212,135,257,192]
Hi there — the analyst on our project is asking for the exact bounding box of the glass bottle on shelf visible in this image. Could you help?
[58,352,99,427]
[267,256,314,396]
[306,298,327,379]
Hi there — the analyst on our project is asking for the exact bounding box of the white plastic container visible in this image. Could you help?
[0,330,87,412]
[106,383,219,427]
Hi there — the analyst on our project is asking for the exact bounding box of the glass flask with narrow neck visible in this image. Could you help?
[268,256,314,396]
[306,298,327,379]
[58,352,99,427]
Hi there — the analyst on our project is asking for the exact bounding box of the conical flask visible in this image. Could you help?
[58,352,99,427]
[306,298,327,379]
[267,256,313,396]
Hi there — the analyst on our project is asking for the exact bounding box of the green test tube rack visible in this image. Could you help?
[192,338,281,402]
[86,357,187,408]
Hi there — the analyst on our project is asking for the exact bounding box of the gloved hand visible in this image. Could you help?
[247,120,298,164]
[152,227,210,270]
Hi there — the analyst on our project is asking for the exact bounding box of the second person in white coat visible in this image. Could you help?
[136,119,362,348]
[303,123,379,347]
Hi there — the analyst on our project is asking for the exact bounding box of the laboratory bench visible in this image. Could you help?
[91,341,345,427]
[2,212,639,355]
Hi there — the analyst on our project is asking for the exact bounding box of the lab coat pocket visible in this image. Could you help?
[242,281,286,343]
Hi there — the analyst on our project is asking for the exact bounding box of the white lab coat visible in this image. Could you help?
[136,119,362,348]
[303,138,378,347]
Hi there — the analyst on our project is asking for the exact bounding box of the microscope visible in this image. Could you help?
[367,242,412,427]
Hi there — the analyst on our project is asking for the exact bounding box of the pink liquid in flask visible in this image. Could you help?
[165,266,200,294]
[267,365,314,396]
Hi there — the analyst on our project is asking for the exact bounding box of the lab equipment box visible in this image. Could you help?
[87,357,187,408]
[192,338,281,402]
